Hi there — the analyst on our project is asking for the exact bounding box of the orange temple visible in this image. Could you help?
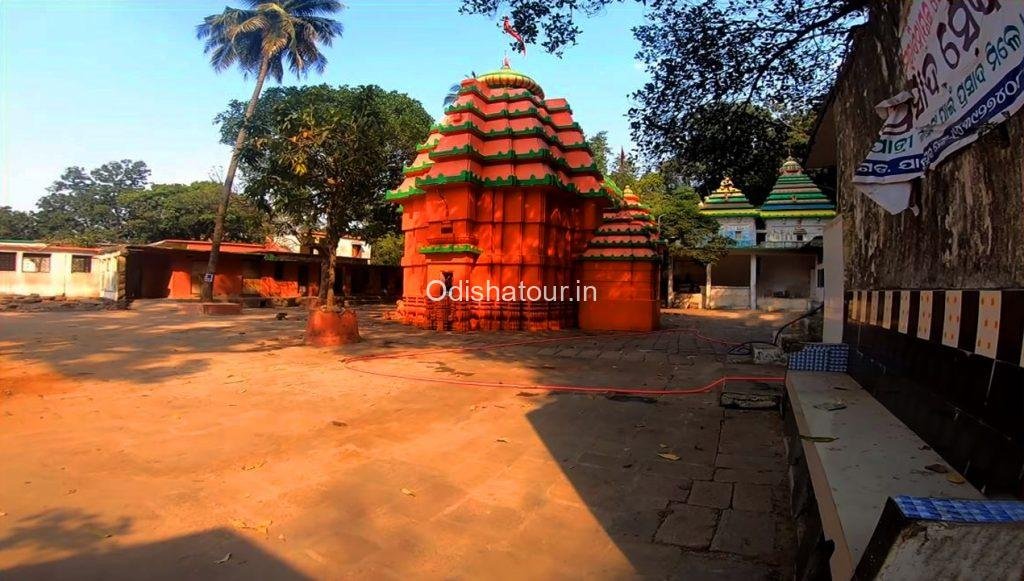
[388,65,660,331]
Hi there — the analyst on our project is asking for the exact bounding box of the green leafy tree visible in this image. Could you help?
[197,0,344,302]
[0,206,38,240]
[586,130,611,175]
[369,233,404,266]
[661,102,796,203]
[225,84,431,308]
[34,160,150,244]
[632,172,670,218]
[657,186,734,266]
[609,148,638,190]
[119,182,269,243]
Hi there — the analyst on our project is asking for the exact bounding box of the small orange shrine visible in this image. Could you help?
[388,64,660,331]
[578,186,661,331]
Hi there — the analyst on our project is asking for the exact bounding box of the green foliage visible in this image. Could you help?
[13,162,268,245]
[33,160,151,244]
[658,188,734,265]
[632,171,732,265]
[632,172,670,218]
[226,84,431,237]
[662,102,800,203]
[369,233,404,266]
[118,182,269,243]
[586,131,611,176]
[197,0,345,83]
[0,207,39,240]
[223,84,432,303]
[609,148,638,190]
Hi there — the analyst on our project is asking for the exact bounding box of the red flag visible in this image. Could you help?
[502,16,527,56]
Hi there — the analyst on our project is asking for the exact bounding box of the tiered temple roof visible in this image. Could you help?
[699,177,758,217]
[758,157,836,219]
[387,65,619,203]
[581,187,660,261]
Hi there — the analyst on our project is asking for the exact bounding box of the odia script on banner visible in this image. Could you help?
[853,0,1024,214]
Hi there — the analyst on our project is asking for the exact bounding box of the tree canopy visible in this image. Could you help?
[33,160,150,244]
[0,206,38,240]
[197,0,345,301]
[6,161,269,245]
[586,130,611,176]
[221,83,432,305]
[648,183,734,265]
[197,0,345,84]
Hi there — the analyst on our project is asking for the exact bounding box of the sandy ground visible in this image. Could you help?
[0,301,795,579]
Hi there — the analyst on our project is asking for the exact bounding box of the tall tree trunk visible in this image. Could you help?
[200,57,271,302]
[318,232,341,310]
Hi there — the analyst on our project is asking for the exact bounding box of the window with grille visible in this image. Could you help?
[71,255,92,273]
[22,253,50,273]
[0,252,14,271]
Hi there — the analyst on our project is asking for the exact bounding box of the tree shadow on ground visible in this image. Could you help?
[0,302,312,386]
[1,509,307,580]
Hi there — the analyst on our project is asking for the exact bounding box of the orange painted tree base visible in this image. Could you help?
[305,309,361,346]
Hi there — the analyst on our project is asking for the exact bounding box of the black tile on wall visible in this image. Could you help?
[997,290,1024,364]
[930,291,946,344]
[947,353,993,417]
[906,290,919,338]
[958,290,980,353]
[890,291,902,331]
[984,362,1024,446]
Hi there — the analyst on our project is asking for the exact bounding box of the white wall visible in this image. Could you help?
[96,252,122,301]
[274,235,371,259]
[0,247,103,297]
[763,217,828,244]
[707,286,751,309]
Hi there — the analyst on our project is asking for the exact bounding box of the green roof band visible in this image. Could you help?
[419,244,483,255]
[426,145,599,176]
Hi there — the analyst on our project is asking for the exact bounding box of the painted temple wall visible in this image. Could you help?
[715,217,757,248]
[763,218,828,245]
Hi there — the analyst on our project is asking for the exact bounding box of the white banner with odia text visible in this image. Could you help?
[854,0,1024,214]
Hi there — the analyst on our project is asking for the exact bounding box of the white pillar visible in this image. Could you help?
[749,253,757,310]
[705,263,712,309]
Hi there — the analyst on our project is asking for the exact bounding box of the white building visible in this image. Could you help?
[273,232,371,261]
[0,241,118,298]
[672,159,836,311]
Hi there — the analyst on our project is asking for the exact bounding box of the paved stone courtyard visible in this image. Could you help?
[1,302,794,579]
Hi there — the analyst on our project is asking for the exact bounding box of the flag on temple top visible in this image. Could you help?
[502,16,527,56]
[852,0,1024,214]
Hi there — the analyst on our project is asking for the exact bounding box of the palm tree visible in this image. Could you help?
[196,0,343,302]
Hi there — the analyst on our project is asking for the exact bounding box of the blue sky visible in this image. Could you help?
[0,0,649,210]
